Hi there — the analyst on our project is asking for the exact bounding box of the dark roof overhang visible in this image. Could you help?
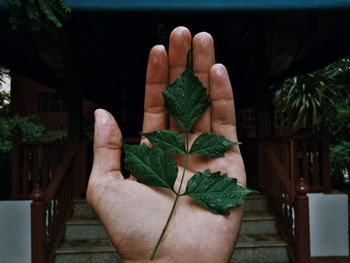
[1,1,350,107]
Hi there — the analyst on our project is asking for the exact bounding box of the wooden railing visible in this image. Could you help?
[11,130,67,199]
[10,130,84,263]
[292,130,331,193]
[257,130,330,263]
[31,147,77,263]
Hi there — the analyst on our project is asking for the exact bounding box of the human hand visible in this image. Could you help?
[87,26,246,263]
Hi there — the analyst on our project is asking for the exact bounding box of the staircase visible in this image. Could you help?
[232,194,289,263]
[55,194,289,263]
[54,199,119,263]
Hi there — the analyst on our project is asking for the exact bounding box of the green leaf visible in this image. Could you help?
[163,53,210,133]
[124,144,178,190]
[57,0,72,14]
[27,0,40,21]
[142,130,186,154]
[184,169,257,215]
[190,132,240,157]
[38,0,62,28]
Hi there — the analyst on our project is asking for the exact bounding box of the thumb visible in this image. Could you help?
[91,109,123,177]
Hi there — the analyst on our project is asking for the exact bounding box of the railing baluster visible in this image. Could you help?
[290,139,296,201]
[41,146,49,189]
[300,140,310,185]
[11,128,22,199]
[22,147,30,195]
[312,142,320,187]
[32,146,39,190]
[320,129,331,192]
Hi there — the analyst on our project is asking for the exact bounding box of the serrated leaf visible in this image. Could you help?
[163,54,210,133]
[124,144,178,190]
[190,132,240,157]
[142,130,186,154]
[184,169,257,215]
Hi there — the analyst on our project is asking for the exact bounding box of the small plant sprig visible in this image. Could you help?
[123,53,256,260]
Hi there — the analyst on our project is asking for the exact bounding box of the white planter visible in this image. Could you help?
[308,193,349,256]
[0,201,31,263]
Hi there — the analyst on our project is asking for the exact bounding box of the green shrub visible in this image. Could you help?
[0,114,45,153]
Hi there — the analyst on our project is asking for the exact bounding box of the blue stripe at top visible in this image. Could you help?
[1,0,350,11]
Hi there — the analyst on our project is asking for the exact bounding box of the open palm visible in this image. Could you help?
[87,27,246,263]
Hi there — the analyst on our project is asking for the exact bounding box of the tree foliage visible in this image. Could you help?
[8,0,71,33]
[274,57,350,180]
[274,57,350,131]
[0,86,44,153]
[330,141,350,178]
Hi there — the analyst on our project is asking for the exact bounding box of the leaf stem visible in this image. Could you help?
[177,133,189,194]
[149,194,180,260]
[149,133,190,260]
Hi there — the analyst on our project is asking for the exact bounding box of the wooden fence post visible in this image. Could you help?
[11,127,22,199]
[31,184,47,263]
[295,178,311,263]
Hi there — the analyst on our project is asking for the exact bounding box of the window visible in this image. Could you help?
[37,92,67,112]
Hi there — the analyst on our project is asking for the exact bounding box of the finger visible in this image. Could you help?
[210,64,241,153]
[141,45,168,144]
[168,26,192,132]
[192,32,215,133]
[91,109,123,178]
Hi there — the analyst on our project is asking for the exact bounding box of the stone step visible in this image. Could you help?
[73,199,97,219]
[55,234,288,263]
[57,195,287,263]
[240,212,278,235]
[55,239,120,263]
[232,234,289,263]
[72,194,269,219]
[64,211,278,241]
[64,218,108,241]
[244,193,269,212]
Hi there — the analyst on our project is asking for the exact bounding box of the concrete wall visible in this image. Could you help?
[308,193,349,257]
[0,201,31,263]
